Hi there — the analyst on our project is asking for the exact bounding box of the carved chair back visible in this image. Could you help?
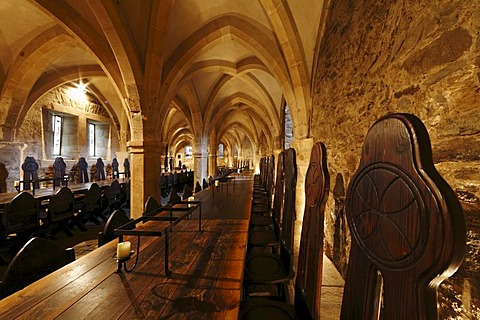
[341,113,466,319]
[295,142,330,319]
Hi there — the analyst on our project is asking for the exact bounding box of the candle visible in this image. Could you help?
[188,196,195,207]
[14,180,19,187]
[117,241,131,259]
[215,180,219,187]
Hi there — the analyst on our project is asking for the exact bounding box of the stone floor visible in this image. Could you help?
[320,255,345,319]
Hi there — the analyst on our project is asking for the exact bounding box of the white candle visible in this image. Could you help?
[215,180,219,187]
[14,180,19,187]
[117,241,131,259]
[188,196,195,207]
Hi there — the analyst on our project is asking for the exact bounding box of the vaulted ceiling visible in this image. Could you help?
[0,0,327,155]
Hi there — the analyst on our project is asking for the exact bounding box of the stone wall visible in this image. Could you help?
[0,86,121,192]
[312,0,479,317]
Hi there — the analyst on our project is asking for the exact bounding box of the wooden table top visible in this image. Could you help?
[0,218,248,319]
[0,179,129,205]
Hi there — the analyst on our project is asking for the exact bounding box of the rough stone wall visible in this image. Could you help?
[312,0,479,317]
[0,87,121,192]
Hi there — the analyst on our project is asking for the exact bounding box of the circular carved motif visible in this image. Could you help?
[347,163,426,269]
[23,157,38,172]
[305,163,320,206]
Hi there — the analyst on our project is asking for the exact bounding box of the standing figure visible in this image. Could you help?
[123,158,131,178]
[53,157,67,186]
[112,158,119,179]
[96,158,106,181]
[22,156,39,190]
[77,157,89,183]
[0,162,8,193]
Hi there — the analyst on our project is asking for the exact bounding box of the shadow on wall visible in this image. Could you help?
[0,163,8,193]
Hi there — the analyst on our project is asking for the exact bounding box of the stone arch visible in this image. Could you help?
[259,0,312,138]
[0,26,77,140]
[202,72,281,137]
[156,14,306,136]
[206,94,275,147]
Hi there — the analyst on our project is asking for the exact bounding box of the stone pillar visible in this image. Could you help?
[252,145,260,173]
[193,152,208,186]
[115,151,129,173]
[208,154,217,177]
[127,140,162,219]
[78,115,87,158]
[289,137,314,260]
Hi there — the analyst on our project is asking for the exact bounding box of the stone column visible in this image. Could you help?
[78,115,87,158]
[127,140,162,219]
[289,137,314,260]
[193,152,208,187]
[115,151,129,173]
[252,145,260,173]
[208,153,217,177]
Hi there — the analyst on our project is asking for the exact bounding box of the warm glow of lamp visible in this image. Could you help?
[66,83,89,103]
[188,196,195,207]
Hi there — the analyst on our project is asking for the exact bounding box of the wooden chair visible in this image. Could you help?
[1,192,38,243]
[182,184,193,200]
[240,142,330,319]
[120,181,130,209]
[252,155,274,200]
[248,151,285,249]
[249,155,276,228]
[102,180,122,213]
[168,187,181,204]
[78,183,107,224]
[0,237,75,298]
[46,187,78,237]
[144,196,163,216]
[98,210,133,246]
[341,113,466,319]
[243,148,297,299]
[195,181,202,193]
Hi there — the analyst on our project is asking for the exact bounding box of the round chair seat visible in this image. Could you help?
[244,253,290,283]
[252,190,267,196]
[250,215,273,227]
[251,204,270,214]
[239,299,295,320]
[248,229,278,247]
[252,197,269,205]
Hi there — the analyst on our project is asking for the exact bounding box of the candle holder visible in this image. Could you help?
[115,237,141,273]
[187,196,195,208]
[115,250,136,273]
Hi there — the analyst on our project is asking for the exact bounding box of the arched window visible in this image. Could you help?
[184,146,192,158]
[218,143,224,158]
[284,104,293,149]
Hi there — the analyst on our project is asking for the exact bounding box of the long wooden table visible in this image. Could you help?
[0,218,248,319]
[0,178,129,205]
